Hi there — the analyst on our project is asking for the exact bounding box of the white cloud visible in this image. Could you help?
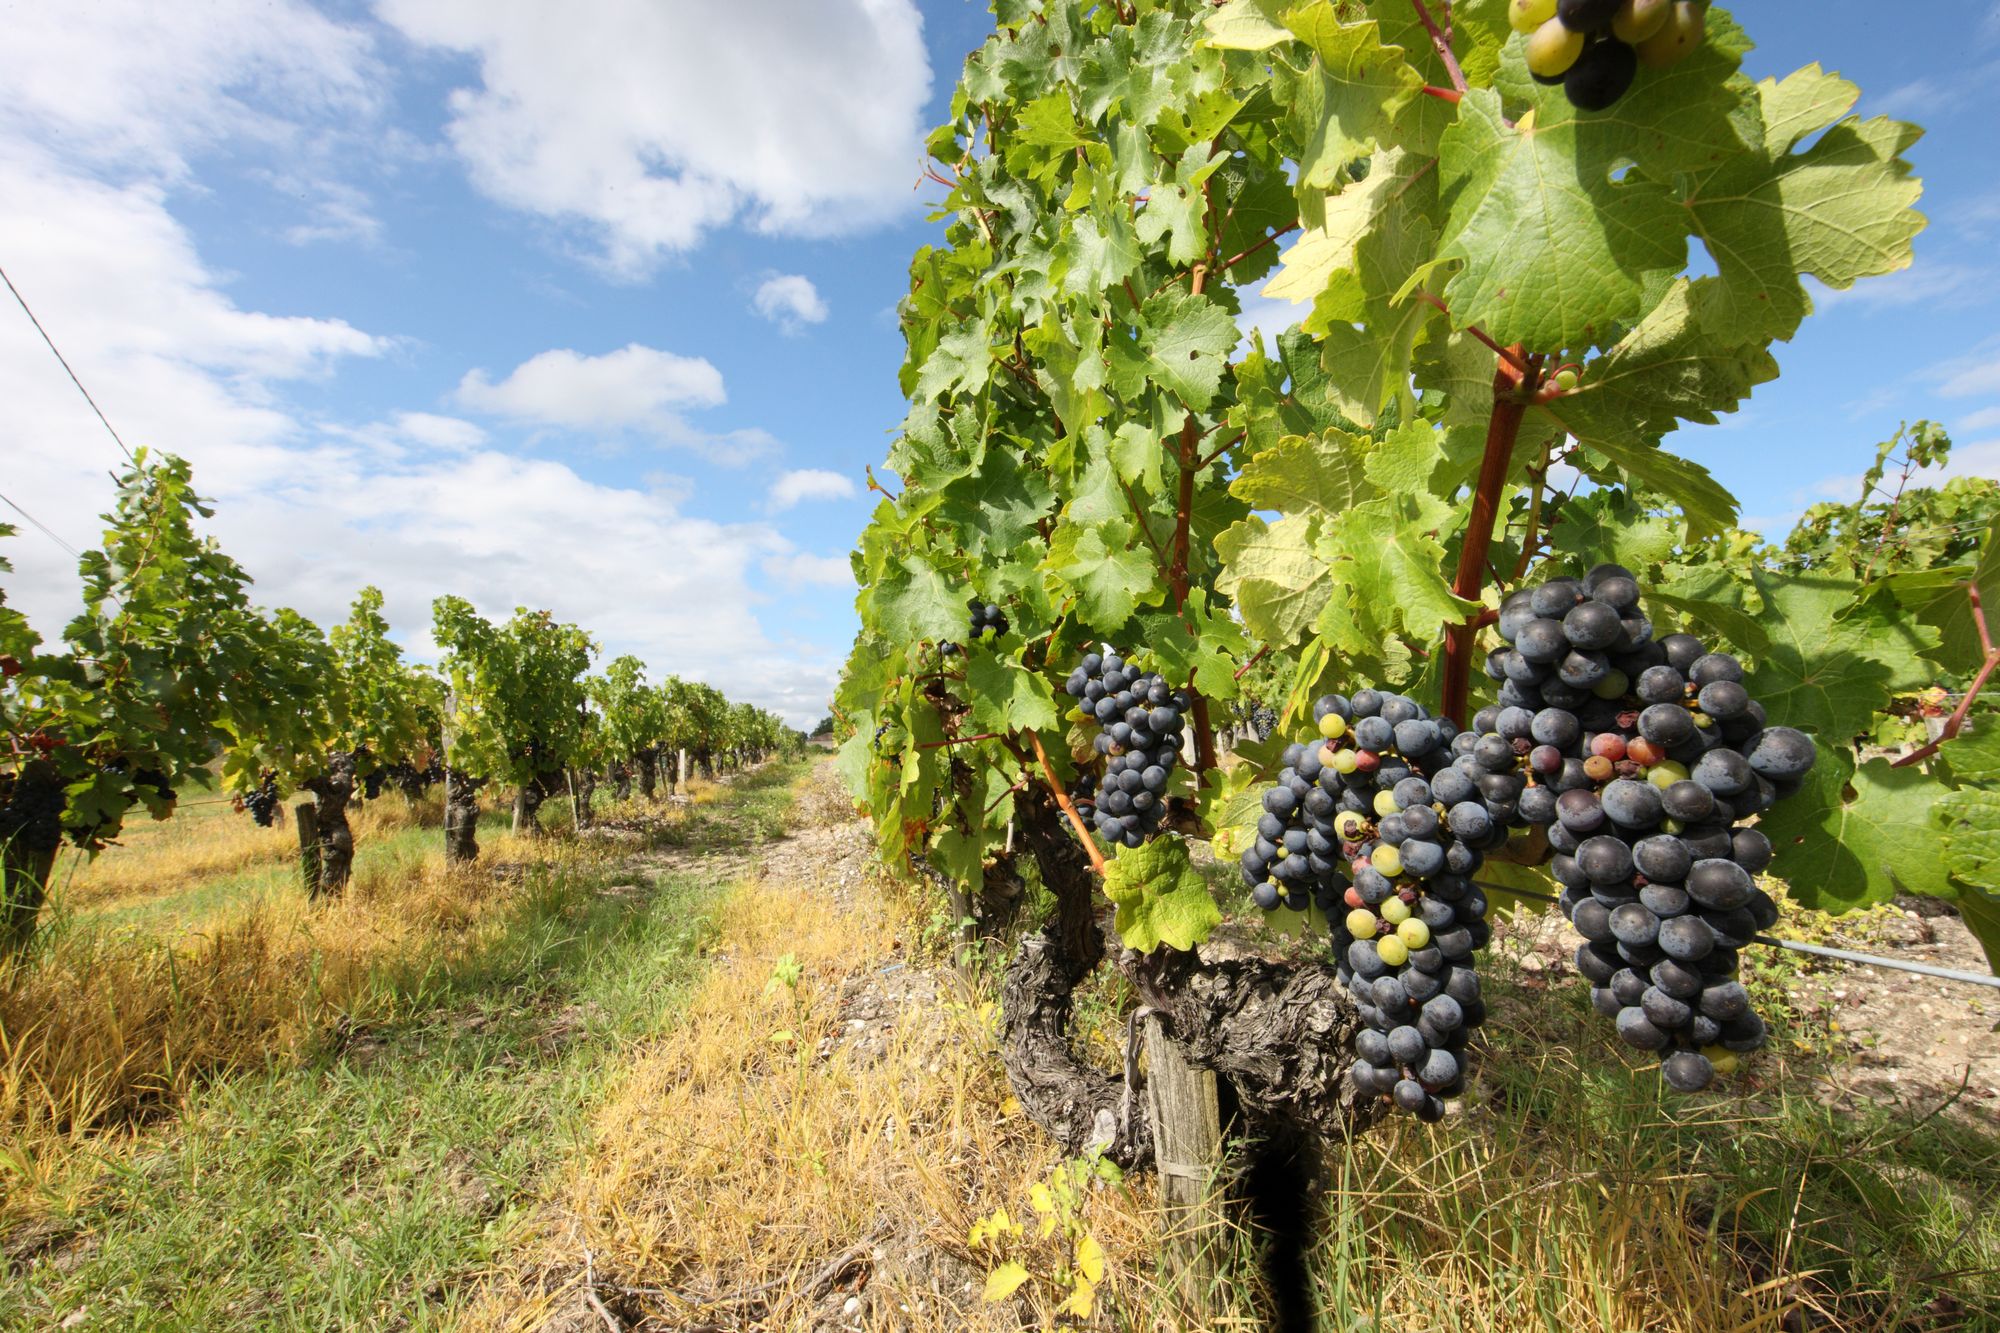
[766,468,858,512]
[1807,262,1996,313]
[0,168,828,728]
[752,273,830,333]
[1935,337,2000,398]
[374,0,932,276]
[455,343,727,436]
[1956,406,2000,434]
[764,552,857,588]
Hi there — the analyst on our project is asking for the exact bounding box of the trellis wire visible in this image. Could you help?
[1473,880,2000,992]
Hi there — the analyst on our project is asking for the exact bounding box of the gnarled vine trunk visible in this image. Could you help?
[445,769,484,863]
[611,763,632,801]
[997,789,1380,1172]
[0,760,64,954]
[637,750,658,800]
[511,771,559,838]
[301,749,357,897]
[572,768,597,828]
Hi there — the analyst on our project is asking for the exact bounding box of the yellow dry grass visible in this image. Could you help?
[456,848,1211,1332]
[0,816,609,1226]
[55,792,442,915]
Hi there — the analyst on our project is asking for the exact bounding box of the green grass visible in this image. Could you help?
[0,764,806,1333]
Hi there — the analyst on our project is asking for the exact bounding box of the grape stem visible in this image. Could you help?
[1015,731,1106,875]
[1892,582,1998,769]
[919,732,1005,751]
[1421,85,1464,104]
[1442,347,1541,724]
[1234,643,1272,681]
[1413,292,1530,376]
[1408,0,1469,96]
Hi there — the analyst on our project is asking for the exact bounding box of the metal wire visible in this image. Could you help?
[1,261,135,461]
[1471,879,2000,992]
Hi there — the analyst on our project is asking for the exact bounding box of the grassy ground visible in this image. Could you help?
[0,764,802,1332]
[6,761,1995,1331]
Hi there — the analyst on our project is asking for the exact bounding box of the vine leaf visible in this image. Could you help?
[1759,752,1952,913]
[1230,430,1376,516]
[873,556,964,644]
[1437,90,1685,352]
[1203,0,1289,51]
[1278,6,1422,190]
[1215,512,1331,647]
[1881,515,2000,674]
[1106,289,1240,410]
[1936,787,2000,971]
[1739,570,1936,741]
[1102,835,1223,952]
[1683,66,1926,345]
[1051,520,1159,626]
[966,652,1060,734]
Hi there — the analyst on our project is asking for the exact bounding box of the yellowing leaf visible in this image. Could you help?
[983,1261,1032,1303]
[1076,1232,1107,1284]
[1061,1276,1097,1318]
[1028,1182,1056,1214]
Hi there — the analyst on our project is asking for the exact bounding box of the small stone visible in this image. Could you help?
[843,1296,861,1316]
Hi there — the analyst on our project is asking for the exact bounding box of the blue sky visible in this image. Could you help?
[2,1,1996,727]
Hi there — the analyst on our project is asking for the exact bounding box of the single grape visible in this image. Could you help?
[1661,1049,1715,1092]
[1616,1006,1670,1051]
[1510,0,1560,33]
[1635,0,1705,67]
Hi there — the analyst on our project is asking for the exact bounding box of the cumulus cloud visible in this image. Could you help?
[455,343,734,442]
[764,552,857,588]
[752,273,829,333]
[0,160,827,728]
[766,468,858,512]
[375,0,932,275]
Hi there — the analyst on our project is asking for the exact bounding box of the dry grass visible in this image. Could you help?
[456,829,1210,1332]
[54,792,442,917]
[0,817,612,1227]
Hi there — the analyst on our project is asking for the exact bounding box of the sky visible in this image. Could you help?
[2,1,1997,729]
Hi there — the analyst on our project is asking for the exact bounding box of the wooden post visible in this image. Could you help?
[1143,1012,1224,1313]
[294,800,321,898]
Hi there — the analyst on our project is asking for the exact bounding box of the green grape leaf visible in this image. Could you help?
[965,652,1061,734]
[1136,144,1223,266]
[1881,515,2000,674]
[873,556,964,645]
[1107,289,1241,410]
[1316,495,1477,653]
[1740,570,1937,741]
[1215,512,1332,647]
[1760,752,1952,913]
[1684,66,1926,344]
[914,319,994,402]
[1261,146,1411,313]
[1230,430,1376,517]
[938,448,1057,559]
[1437,90,1684,352]
[1102,834,1223,952]
[1052,520,1160,626]
[1279,6,1422,189]
[1204,0,1291,51]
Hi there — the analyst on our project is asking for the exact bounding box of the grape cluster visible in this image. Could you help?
[242,772,281,827]
[968,599,1009,641]
[1476,565,1816,1092]
[1514,0,1706,111]
[1242,690,1502,1119]
[1247,703,1278,742]
[1063,651,1188,850]
[363,768,387,800]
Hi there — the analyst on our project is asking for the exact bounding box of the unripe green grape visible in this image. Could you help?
[1371,843,1404,878]
[1612,0,1672,43]
[1526,16,1586,79]
[1380,895,1413,925]
[1635,0,1704,67]
[1376,935,1410,967]
[1347,908,1380,938]
[1509,0,1558,34]
[1554,366,1581,391]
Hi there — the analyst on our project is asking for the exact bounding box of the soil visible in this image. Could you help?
[1485,892,2000,1112]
